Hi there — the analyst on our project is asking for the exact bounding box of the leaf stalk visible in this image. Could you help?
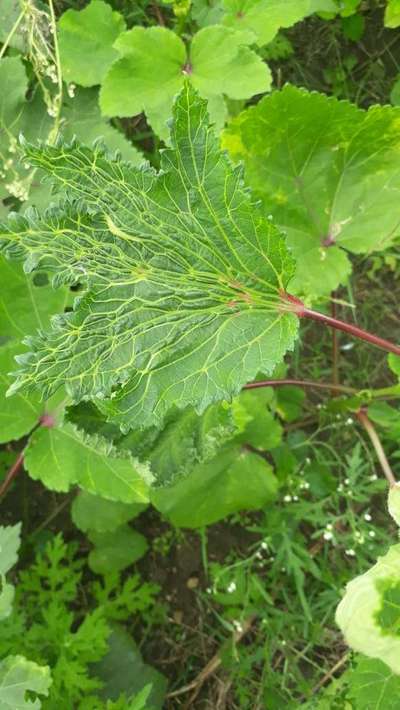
[282,293,400,357]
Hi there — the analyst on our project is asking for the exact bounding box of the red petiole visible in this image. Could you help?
[282,292,400,357]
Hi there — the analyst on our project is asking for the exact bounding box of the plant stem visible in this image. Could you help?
[356,408,397,487]
[243,378,357,395]
[283,293,400,356]
[331,295,339,388]
[0,452,24,499]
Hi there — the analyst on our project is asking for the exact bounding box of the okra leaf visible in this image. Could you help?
[0,85,298,430]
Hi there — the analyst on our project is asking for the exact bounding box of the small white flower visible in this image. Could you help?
[346,417,354,425]
[323,532,333,541]
[305,457,311,464]
[345,548,356,557]
[364,513,372,522]
[369,474,378,481]
[344,478,350,485]
[260,541,268,550]
[233,620,243,633]
[293,495,299,501]
[67,83,76,98]
[369,530,376,538]
[283,495,292,503]
[227,581,236,593]
[326,523,333,531]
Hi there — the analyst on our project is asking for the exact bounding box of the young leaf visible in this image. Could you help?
[348,656,400,709]
[385,0,400,28]
[71,491,146,533]
[0,522,21,576]
[24,422,151,503]
[151,445,278,527]
[223,85,400,297]
[0,524,21,619]
[388,353,400,377]
[0,84,298,430]
[0,655,52,709]
[235,389,282,450]
[100,26,270,139]
[58,0,126,87]
[88,525,148,574]
[222,0,337,47]
[336,543,400,674]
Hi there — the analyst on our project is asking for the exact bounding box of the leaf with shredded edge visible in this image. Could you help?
[223,85,400,298]
[0,84,298,431]
[24,421,151,503]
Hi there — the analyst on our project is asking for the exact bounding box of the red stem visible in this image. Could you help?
[0,452,24,499]
[331,295,339,388]
[283,293,400,356]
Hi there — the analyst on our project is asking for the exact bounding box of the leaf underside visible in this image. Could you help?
[0,84,297,431]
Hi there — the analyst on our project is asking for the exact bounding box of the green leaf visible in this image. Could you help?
[0,522,21,577]
[0,342,42,443]
[71,490,146,533]
[0,256,69,339]
[24,422,150,502]
[0,582,15,621]
[235,389,282,450]
[1,84,298,430]
[100,26,270,139]
[191,0,224,27]
[336,543,400,674]
[58,88,142,164]
[348,656,400,709]
[152,445,278,527]
[0,523,21,622]
[223,85,400,298]
[222,0,337,47]
[388,353,400,377]
[93,627,167,709]
[0,56,29,203]
[0,59,140,213]
[0,0,27,53]
[121,401,242,486]
[385,0,400,28]
[58,0,126,87]
[0,655,52,709]
[389,485,400,527]
[88,525,148,574]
